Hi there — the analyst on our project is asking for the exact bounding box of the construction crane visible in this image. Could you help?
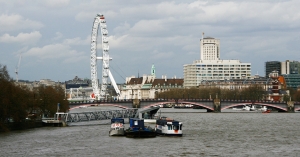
[15,52,22,82]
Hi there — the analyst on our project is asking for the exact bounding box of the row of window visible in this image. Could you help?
[197,74,245,76]
[197,71,250,73]
[197,68,250,70]
[196,65,250,67]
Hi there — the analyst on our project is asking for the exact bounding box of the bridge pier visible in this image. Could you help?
[213,98,221,112]
[286,101,295,113]
[132,99,140,108]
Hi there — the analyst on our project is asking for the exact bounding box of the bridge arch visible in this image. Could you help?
[69,104,129,110]
[178,101,214,111]
[222,103,287,112]
[142,101,175,109]
[142,101,214,111]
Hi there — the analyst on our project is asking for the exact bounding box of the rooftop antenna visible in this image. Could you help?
[15,52,22,82]
[202,32,204,40]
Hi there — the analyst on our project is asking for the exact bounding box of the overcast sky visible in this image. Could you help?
[1,0,299,83]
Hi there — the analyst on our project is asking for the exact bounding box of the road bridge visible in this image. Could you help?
[69,99,300,112]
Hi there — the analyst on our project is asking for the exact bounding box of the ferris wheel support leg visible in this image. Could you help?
[108,70,120,97]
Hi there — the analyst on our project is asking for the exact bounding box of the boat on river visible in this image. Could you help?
[242,105,251,111]
[125,118,156,138]
[109,118,125,136]
[262,109,271,113]
[258,106,268,112]
[250,105,257,111]
[155,117,183,136]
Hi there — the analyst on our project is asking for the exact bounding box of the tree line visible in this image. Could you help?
[0,64,69,131]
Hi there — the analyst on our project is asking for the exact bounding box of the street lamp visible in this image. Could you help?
[82,92,85,101]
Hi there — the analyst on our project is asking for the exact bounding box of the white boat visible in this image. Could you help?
[242,105,251,111]
[232,107,243,111]
[109,118,125,136]
[156,117,183,136]
[250,105,256,111]
[79,106,88,108]
[258,106,268,112]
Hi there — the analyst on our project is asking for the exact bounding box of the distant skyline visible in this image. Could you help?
[1,0,300,83]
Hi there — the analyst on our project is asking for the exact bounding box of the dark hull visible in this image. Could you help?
[125,130,156,138]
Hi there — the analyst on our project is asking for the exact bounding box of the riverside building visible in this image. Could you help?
[265,60,300,89]
[184,33,251,87]
[119,65,184,99]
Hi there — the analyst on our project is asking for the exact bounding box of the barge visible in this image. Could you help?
[125,118,156,138]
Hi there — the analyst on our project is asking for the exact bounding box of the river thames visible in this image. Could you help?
[1,107,300,157]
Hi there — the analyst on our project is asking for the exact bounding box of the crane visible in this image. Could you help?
[15,52,22,82]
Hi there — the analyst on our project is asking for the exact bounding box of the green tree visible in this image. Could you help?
[36,85,69,117]
[0,63,69,131]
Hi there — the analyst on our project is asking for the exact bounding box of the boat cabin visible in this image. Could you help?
[156,117,183,136]
[129,118,145,131]
[111,118,124,124]
[157,117,182,129]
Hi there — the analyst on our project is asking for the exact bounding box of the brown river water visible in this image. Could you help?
[1,107,300,157]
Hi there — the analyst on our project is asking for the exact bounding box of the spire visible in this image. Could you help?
[151,64,155,76]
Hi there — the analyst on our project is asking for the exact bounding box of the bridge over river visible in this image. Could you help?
[69,99,300,112]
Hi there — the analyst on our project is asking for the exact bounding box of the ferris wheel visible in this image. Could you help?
[90,13,120,100]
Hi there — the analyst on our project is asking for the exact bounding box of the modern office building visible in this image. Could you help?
[281,60,300,75]
[184,34,251,87]
[282,74,300,89]
[265,61,281,77]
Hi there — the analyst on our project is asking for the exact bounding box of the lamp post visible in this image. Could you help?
[82,92,85,101]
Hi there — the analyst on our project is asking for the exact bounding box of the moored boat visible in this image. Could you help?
[250,105,257,111]
[262,109,271,113]
[258,106,268,112]
[125,118,156,138]
[242,105,251,111]
[109,118,125,136]
[155,117,183,136]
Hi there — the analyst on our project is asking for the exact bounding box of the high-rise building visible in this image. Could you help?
[265,60,300,77]
[183,34,251,87]
[265,61,281,77]
[200,35,220,61]
[265,60,300,89]
[281,60,300,75]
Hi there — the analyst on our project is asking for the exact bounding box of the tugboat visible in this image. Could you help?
[125,118,156,138]
[155,117,183,136]
[109,118,125,136]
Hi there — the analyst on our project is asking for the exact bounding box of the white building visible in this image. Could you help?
[119,65,184,99]
[281,60,300,75]
[184,34,251,87]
